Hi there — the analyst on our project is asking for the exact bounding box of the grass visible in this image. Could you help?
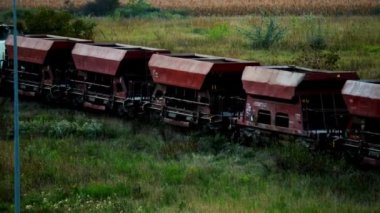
[94,15,380,78]
[0,0,379,15]
[1,99,380,212]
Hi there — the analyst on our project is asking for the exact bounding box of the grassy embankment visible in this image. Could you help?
[0,100,380,212]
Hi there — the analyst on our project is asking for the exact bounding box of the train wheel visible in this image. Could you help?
[126,106,136,119]
[116,104,126,117]
[71,96,84,109]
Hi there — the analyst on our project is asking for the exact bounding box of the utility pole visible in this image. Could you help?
[12,0,21,212]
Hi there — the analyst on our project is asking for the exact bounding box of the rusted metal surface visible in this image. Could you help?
[303,71,359,81]
[342,80,380,119]
[242,66,359,100]
[163,118,190,127]
[237,95,305,136]
[149,54,259,90]
[263,65,359,81]
[72,43,127,76]
[72,43,170,76]
[83,102,107,111]
[239,66,359,136]
[6,35,92,65]
[6,35,54,64]
[242,66,305,100]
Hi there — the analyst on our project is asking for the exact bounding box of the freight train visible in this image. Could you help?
[0,33,379,164]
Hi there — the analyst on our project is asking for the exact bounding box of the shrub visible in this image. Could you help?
[308,27,327,50]
[242,16,286,49]
[23,8,96,39]
[304,17,327,50]
[79,0,120,16]
[0,8,32,23]
[294,49,340,70]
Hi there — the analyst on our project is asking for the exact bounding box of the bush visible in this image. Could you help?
[79,0,120,16]
[22,8,96,39]
[242,16,286,49]
[305,17,327,50]
[294,49,340,70]
[0,8,32,23]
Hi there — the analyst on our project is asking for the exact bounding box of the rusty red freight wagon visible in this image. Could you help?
[337,80,380,161]
[237,66,359,145]
[70,43,169,116]
[2,35,92,98]
[148,53,260,128]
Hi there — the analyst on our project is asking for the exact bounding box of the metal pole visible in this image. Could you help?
[12,0,21,212]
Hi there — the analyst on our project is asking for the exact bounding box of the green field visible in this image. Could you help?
[94,15,380,79]
[1,100,380,212]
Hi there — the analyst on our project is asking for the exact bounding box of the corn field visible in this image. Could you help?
[150,0,380,15]
[0,0,379,15]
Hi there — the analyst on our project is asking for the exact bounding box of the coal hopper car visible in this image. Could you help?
[70,43,169,116]
[336,80,380,162]
[2,35,92,99]
[236,66,359,145]
[147,53,259,129]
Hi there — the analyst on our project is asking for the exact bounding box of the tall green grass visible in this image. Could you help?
[0,100,380,211]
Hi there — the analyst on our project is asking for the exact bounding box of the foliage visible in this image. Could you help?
[294,49,340,70]
[308,25,327,50]
[207,24,230,40]
[114,0,187,19]
[78,0,120,16]
[21,8,96,39]
[0,9,33,23]
[242,17,286,49]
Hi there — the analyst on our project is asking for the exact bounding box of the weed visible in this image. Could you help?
[308,21,327,50]
[242,16,286,49]
[294,49,340,70]
[207,23,230,40]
